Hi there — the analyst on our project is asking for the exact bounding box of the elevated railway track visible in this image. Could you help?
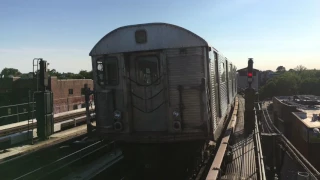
[260,101,320,180]
[0,107,94,138]
[4,98,320,180]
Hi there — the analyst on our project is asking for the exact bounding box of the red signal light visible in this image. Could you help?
[248,72,253,78]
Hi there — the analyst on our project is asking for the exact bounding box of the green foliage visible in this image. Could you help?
[1,68,93,80]
[78,70,93,79]
[45,69,92,79]
[276,66,286,72]
[294,65,307,72]
[0,68,21,77]
[259,66,320,99]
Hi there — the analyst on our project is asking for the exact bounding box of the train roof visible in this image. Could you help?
[89,23,209,56]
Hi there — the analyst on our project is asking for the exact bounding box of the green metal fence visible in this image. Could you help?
[0,102,36,125]
[0,95,93,126]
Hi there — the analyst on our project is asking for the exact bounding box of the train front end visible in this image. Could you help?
[89,23,218,143]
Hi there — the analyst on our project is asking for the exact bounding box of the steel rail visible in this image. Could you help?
[254,104,267,180]
[14,140,114,180]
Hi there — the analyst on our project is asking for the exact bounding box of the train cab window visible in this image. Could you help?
[96,57,118,86]
[135,56,159,85]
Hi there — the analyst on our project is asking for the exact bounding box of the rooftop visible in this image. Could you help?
[293,109,320,128]
[237,67,260,72]
[276,95,320,128]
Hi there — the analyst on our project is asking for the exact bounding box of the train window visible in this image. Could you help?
[96,57,118,86]
[105,58,118,85]
[135,56,159,85]
[220,62,226,82]
[135,30,147,44]
[96,59,105,85]
[214,52,219,83]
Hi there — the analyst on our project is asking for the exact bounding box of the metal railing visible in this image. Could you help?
[254,103,267,180]
[262,101,320,179]
[0,95,94,125]
[0,102,36,123]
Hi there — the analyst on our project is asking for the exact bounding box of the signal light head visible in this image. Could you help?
[248,72,253,78]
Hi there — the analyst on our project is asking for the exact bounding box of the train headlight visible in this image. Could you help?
[173,121,181,131]
[114,121,123,131]
[173,110,180,118]
[114,110,122,120]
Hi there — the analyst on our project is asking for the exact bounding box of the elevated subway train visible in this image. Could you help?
[89,23,237,143]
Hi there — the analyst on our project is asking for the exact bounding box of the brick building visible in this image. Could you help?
[49,77,93,114]
[0,76,93,125]
[273,95,320,170]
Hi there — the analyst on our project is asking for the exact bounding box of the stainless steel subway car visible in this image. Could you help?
[89,23,237,143]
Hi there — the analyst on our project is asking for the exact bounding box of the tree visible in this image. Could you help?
[299,78,318,95]
[49,69,57,74]
[259,71,301,99]
[79,70,93,79]
[0,67,93,80]
[275,72,299,95]
[276,66,286,72]
[259,80,277,99]
[1,68,21,77]
[294,65,307,73]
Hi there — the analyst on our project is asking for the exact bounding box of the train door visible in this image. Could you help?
[129,52,167,131]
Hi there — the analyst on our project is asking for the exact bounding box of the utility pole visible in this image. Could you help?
[34,59,54,140]
[244,58,255,136]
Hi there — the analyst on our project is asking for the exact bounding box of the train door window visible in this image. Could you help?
[96,57,119,86]
[135,56,159,85]
[105,57,118,85]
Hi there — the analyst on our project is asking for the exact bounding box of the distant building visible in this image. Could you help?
[0,77,21,105]
[237,68,260,91]
[49,77,93,114]
[273,95,320,170]
[0,76,93,125]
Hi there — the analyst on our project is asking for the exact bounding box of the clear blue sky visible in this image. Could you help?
[0,0,319,73]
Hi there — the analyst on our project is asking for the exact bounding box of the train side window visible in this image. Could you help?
[214,52,219,83]
[135,56,159,85]
[96,57,118,86]
[96,59,105,85]
[220,62,226,82]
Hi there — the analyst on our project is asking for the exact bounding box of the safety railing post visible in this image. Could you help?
[84,84,92,134]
